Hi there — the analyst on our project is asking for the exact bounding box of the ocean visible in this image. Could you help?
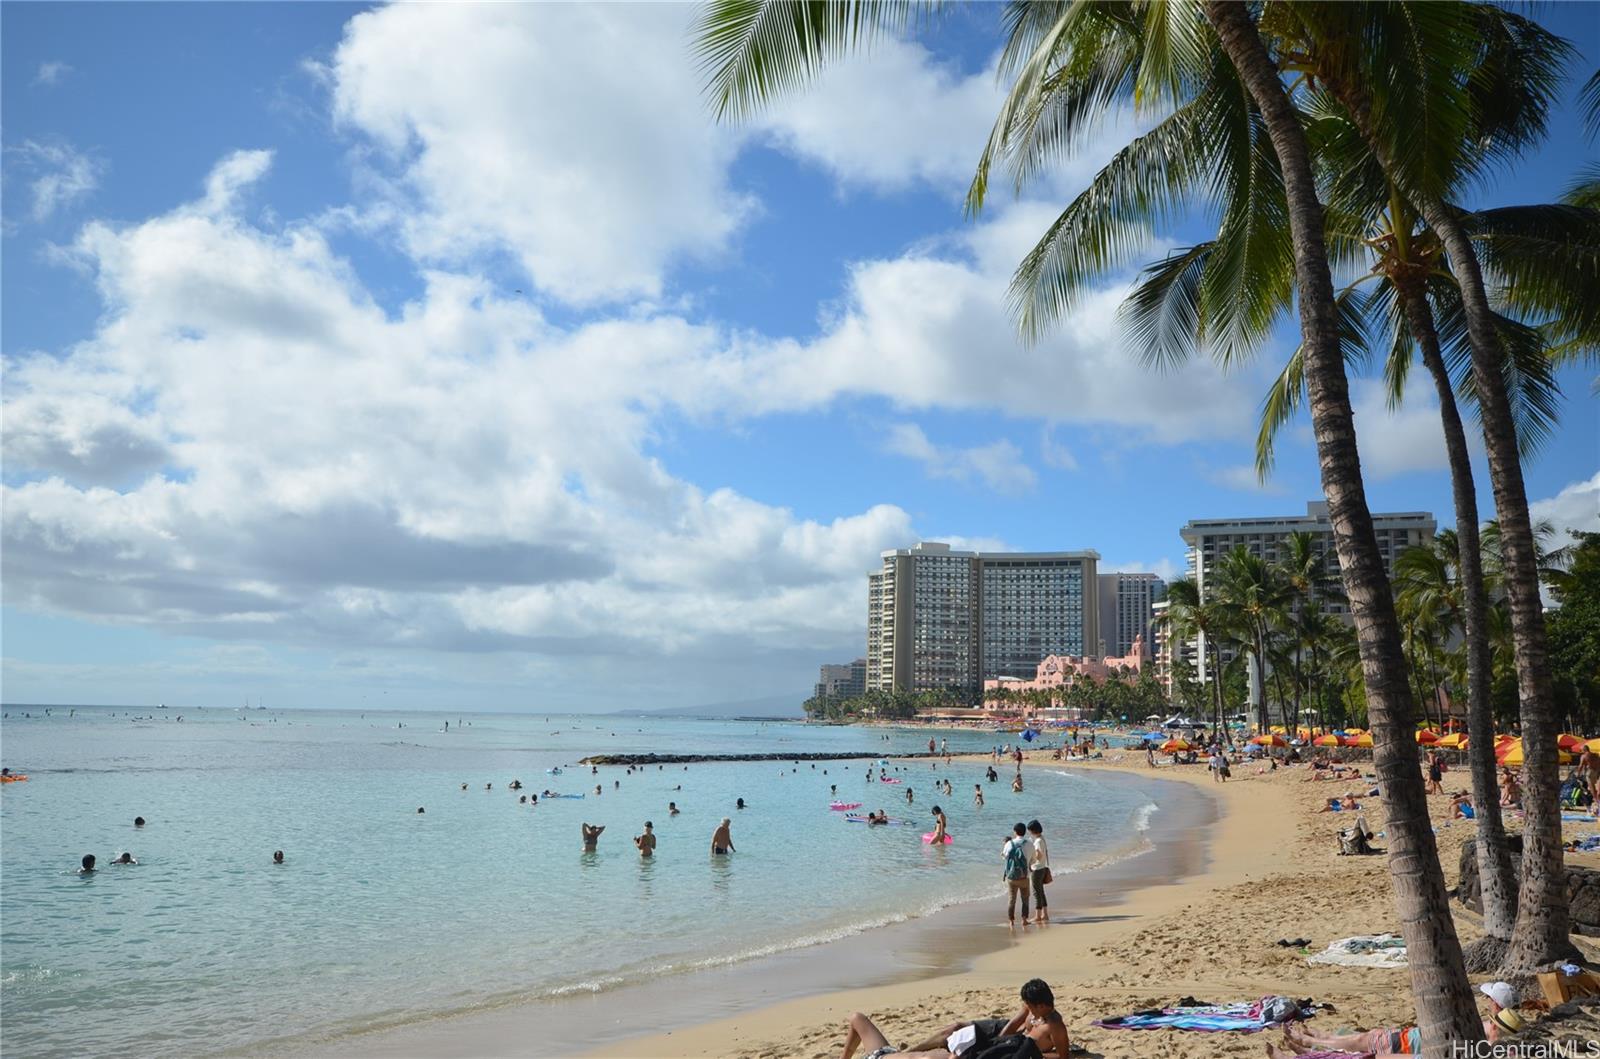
[0,707,1173,1057]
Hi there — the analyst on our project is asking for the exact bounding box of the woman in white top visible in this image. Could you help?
[1026,820,1050,924]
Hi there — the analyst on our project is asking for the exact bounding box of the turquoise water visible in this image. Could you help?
[0,708,1161,1057]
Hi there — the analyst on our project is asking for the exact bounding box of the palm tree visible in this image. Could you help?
[1212,545,1290,734]
[694,2,1482,1043]
[1160,576,1234,741]
[1266,0,1585,974]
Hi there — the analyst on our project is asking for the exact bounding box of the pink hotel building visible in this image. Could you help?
[981,636,1147,709]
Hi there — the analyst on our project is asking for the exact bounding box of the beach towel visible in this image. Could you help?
[1092,996,1311,1032]
[1561,813,1598,824]
[1306,935,1408,968]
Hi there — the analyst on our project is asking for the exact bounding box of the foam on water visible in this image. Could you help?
[1,708,1172,1057]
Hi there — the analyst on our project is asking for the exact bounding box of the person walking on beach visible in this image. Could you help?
[1425,750,1444,795]
[711,818,735,855]
[1027,821,1050,924]
[1002,823,1031,926]
[974,783,985,808]
[634,822,656,858]
[581,823,605,851]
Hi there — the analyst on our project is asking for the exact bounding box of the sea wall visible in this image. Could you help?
[1457,836,1600,936]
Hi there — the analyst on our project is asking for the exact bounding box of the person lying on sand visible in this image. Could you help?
[1265,982,1522,1057]
[841,978,1070,1059]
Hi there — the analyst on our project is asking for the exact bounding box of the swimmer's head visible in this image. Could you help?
[721,817,731,826]
[932,806,942,815]
[134,817,146,827]
[417,807,425,813]
[81,854,96,871]
[644,821,653,830]
[273,850,285,863]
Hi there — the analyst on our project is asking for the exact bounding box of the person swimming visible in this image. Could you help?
[735,797,746,810]
[273,850,285,864]
[134,816,146,827]
[113,852,137,865]
[669,801,680,816]
[417,806,426,814]
[78,854,96,874]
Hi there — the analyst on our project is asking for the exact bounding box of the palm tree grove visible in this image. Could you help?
[705,3,1598,1056]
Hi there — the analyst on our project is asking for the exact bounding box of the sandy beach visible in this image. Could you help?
[587,749,1600,1059]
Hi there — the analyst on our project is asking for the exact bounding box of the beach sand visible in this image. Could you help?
[588,750,1600,1059]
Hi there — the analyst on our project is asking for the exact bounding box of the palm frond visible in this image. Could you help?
[1254,285,1374,479]
[1119,242,1212,370]
[1467,202,1600,351]
[693,0,922,120]
[1582,68,1600,142]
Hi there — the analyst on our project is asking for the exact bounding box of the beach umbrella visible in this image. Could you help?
[1415,729,1441,745]
[1160,738,1194,753]
[1021,728,1038,742]
[1587,737,1600,754]
[1436,732,1468,749]
[1250,733,1288,748]
[1558,734,1588,752]
[1346,733,1374,748]
[1312,734,1342,747]
[1499,740,1573,767]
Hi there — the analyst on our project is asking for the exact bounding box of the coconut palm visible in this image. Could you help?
[1160,576,1235,742]
[693,1,1483,1043]
[1212,545,1291,734]
[1261,0,1585,973]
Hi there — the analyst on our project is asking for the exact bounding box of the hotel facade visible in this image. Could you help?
[866,542,1100,699]
[1176,500,1436,684]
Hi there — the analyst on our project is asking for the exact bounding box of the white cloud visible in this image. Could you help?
[1347,380,1454,478]
[33,61,72,87]
[1204,463,1286,495]
[9,140,101,220]
[1101,556,1181,582]
[328,3,752,306]
[754,39,1002,192]
[884,423,1037,495]
[1040,426,1079,471]
[1531,472,1600,551]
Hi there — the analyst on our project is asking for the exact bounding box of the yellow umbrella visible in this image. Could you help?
[1416,728,1441,745]
[1160,738,1195,753]
[1346,733,1374,748]
[1499,740,1573,767]
[1312,734,1342,747]
[1436,732,1468,749]
[1587,737,1600,754]
[1269,725,1287,734]
[1251,733,1288,748]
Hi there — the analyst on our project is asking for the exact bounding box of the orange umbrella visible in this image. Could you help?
[1558,734,1588,752]
[1312,734,1342,747]
[1160,738,1195,753]
[1346,733,1374,748]
[1415,729,1441,745]
[1250,733,1288,748]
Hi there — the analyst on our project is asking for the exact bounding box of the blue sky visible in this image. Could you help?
[3,3,1596,711]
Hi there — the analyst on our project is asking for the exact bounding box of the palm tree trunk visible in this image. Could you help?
[1401,291,1518,954]
[1204,4,1482,1050]
[1322,72,1574,977]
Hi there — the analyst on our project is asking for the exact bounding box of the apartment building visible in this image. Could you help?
[1097,572,1166,659]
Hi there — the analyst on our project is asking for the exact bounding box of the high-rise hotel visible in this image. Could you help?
[865,543,1100,698]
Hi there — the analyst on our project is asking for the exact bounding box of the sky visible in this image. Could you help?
[2,3,1596,712]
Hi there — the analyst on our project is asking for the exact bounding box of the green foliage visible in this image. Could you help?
[802,686,965,721]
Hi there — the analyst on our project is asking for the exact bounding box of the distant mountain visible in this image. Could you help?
[614,694,802,719]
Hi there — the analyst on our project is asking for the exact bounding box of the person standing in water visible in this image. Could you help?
[581,823,605,851]
[974,783,985,807]
[930,806,948,843]
[711,818,735,855]
[634,822,656,858]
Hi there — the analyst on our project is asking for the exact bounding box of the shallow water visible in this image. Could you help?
[0,707,1161,1057]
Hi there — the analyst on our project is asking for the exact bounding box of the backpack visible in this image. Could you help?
[1003,838,1029,880]
[970,1033,1042,1059]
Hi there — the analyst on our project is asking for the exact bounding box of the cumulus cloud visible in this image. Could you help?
[1204,463,1287,495]
[8,140,101,220]
[1531,472,1600,551]
[328,3,752,306]
[885,423,1037,495]
[33,61,73,87]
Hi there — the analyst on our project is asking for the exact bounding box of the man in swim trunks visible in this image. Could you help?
[581,823,605,851]
[634,821,656,858]
[840,978,1071,1059]
[711,818,735,854]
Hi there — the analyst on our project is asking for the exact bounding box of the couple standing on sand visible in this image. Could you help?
[1002,822,1049,926]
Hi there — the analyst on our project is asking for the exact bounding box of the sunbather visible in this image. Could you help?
[1264,982,1522,1057]
[841,978,1070,1059]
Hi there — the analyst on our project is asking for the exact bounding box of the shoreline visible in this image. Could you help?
[283,761,1212,1059]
